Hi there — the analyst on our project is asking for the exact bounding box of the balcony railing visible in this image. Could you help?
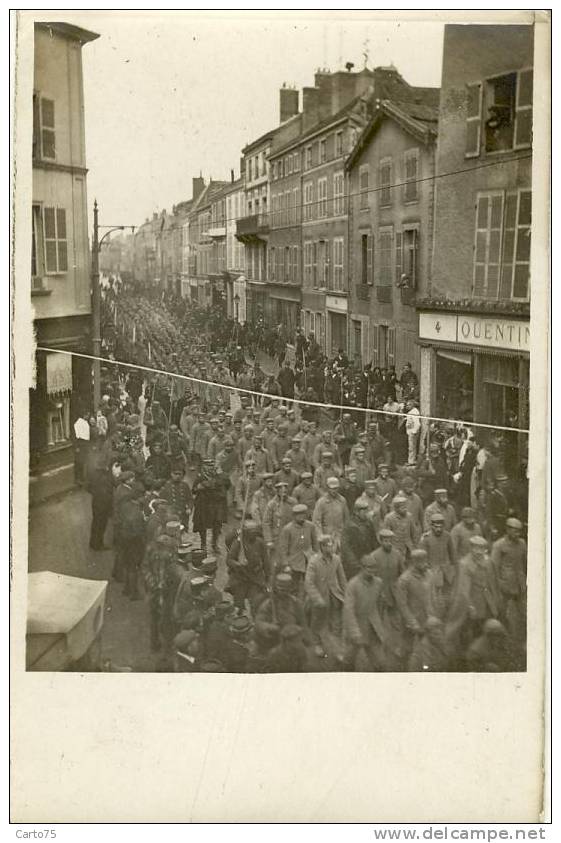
[236,213,270,239]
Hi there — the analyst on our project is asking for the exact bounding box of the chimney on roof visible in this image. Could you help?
[279,85,299,123]
[231,168,235,183]
[153,212,158,221]
[302,86,320,132]
[192,176,205,200]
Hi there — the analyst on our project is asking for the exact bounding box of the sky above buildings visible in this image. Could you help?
[57,12,446,230]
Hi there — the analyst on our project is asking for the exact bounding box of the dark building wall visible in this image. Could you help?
[431,24,533,300]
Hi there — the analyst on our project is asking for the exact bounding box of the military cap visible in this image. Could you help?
[254,433,264,440]
[355,446,366,453]
[292,504,308,515]
[177,545,192,559]
[393,494,408,504]
[378,528,395,538]
[191,549,207,567]
[275,480,289,488]
[430,512,446,523]
[245,458,256,466]
[225,412,233,419]
[425,616,443,631]
[278,405,288,412]
[326,477,340,489]
[506,517,523,529]
[300,471,313,479]
[496,474,509,482]
[203,458,214,465]
[461,507,476,518]
[435,488,448,496]
[169,424,179,431]
[166,520,182,533]
[343,413,352,420]
[260,472,274,480]
[364,478,377,486]
[244,423,254,432]
[223,437,234,446]
[410,549,428,561]
[291,436,302,443]
[190,576,208,591]
[470,535,488,547]
[317,533,332,545]
[354,499,370,510]
[378,463,389,470]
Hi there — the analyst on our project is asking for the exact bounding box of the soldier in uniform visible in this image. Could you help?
[225,520,271,616]
[142,534,178,652]
[373,464,398,508]
[408,615,451,672]
[278,503,317,593]
[305,534,347,658]
[286,437,309,475]
[367,527,405,667]
[339,466,363,512]
[491,517,527,641]
[244,434,274,476]
[160,463,193,531]
[250,473,276,524]
[450,506,483,560]
[274,456,300,495]
[447,535,501,650]
[312,477,350,551]
[348,446,375,487]
[383,494,417,559]
[419,511,457,620]
[342,552,387,671]
[313,451,343,494]
[292,470,321,514]
[355,479,387,535]
[395,548,434,662]
[262,481,296,562]
[265,624,310,672]
[423,488,457,533]
[192,459,228,553]
[340,498,378,580]
[254,572,309,654]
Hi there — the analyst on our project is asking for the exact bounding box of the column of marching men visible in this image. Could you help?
[80,359,528,673]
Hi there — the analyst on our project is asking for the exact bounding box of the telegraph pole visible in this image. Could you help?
[91,199,101,409]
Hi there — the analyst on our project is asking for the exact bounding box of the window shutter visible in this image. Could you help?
[366,234,373,285]
[412,229,419,288]
[514,68,533,149]
[43,207,58,272]
[56,208,68,271]
[395,232,402,285]
[292,246,298,282]
[465,83,482,158]
[41,97,56,159]
[371,324,379,366]
[388,327,396,368]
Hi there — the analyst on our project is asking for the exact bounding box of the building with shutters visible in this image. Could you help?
[346,98,438,373]
[418,24,533,437]
[30,21,99,494]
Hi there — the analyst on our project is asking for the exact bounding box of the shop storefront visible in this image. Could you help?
[418,310,530,433]
[326,294,348,356]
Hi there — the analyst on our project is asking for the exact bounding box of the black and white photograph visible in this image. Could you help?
[19,12,544,677]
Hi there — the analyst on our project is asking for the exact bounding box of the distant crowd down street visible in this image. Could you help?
[68,276,529,672]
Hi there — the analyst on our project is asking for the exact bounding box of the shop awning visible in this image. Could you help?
[46,352,72,396]
[437,349,472,365]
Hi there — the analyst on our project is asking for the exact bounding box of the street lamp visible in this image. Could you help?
[91,199,135,408]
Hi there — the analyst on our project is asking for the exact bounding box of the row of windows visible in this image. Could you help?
[271,128,350,182]
[358,150,420,209]
[302,172,346,221]
[268,245,300,283]
[303,237,345,292]
[358,227,419,289]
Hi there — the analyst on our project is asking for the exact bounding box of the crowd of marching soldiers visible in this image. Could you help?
[83,352,528,672]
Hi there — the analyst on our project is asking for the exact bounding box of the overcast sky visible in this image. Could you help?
[61,12,445,229]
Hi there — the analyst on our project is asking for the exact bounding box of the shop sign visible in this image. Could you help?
[419,312,530,353]
[326,295,348,313]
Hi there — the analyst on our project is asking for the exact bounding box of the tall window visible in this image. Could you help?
[306,146,313,169]
[403,149,419,203]
[319,240,330,287]
[333,238,344,291]
[43,207,68,273]
[304,181,314,221]
[319,138,327,163]
[378,228,393,285]
[318,178,328,218]
[474,189,531,301]
[312,241,318,286]
[359,165,369,209]
[284,246,291,281]
[333,172,344,215]
[269,246,275,281]
[465,68,533,157]
[33,95,56,160]
[402,228,419,288]
[284,190,291,225]
[293,187,300,224]
[293,151,300,172]
[379,158,392,206]
[361,233,373,285]
[335,131,344,156]
[292,245,299,282]
[304,241,313,287]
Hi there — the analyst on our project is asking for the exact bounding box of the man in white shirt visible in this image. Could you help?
[405,400,421,466]
[73,413,90,485]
